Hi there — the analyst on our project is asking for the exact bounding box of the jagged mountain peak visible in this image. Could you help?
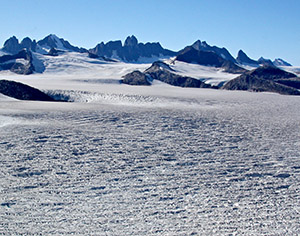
[273,58,292,67]
[236,49,259,66]
[37,34,87,53]
[258,57,274,66]
[89,36,176,62]
[3,36,20,54]
[189,39,236,63]
[124,35,138,47]
[37,34,64,49]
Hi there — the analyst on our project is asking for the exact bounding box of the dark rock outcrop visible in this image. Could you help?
[236,50,259,66]
[20,37,37,52]
[274,78,300,89]
[2,36,21,54]
[222,65,300,95]
[176,47,224,66]
[133,61,211,88]
[47,48,65,56]
[121,71,151,86]
[0,80,55,101]
[176,47,245,74]
[0,49,35,75]
[221,60,247,74]
[88,52,117,62]
[248,65,296,80]
[89,35,176,62]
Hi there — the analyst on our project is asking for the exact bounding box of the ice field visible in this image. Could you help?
[0,52,300,235]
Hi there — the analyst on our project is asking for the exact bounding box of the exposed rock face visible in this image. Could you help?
[47,48,66,56]
[219,60,246,74]
[191,40,236,63]
[274,78,300,89]
[0,49,35,75]
[273,58,292,67]
[222,65,300,95]
[20,37,37,51]
[89,35,176,62]
[176,47,224,66]
[37,34,88,53]
[121,70,151,86]
[236,50,259,65]
[248,65,296,80]
[3,36,21,54]
[122,61,212,88]
[124,35,138,47]
[176,47,245,74]
[258,57,274,66]
[0,80,55,101]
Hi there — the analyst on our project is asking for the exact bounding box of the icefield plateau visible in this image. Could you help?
[0,51,300,235]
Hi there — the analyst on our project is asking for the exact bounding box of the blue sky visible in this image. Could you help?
[1,0,300,65]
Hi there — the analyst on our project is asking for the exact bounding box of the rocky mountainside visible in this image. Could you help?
[0,49,35,75]
[122,61,212,88]
[2,34,87,55]
[191,40,236,63]
[273,58,292,67]
[236,50,259,66]
[37,34,87,53]
[89,35,176,62]
[176,46,246,74]
[0,80,55,101]
[222,65,300,95]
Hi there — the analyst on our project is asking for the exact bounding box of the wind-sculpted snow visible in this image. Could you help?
[0,93,300,235]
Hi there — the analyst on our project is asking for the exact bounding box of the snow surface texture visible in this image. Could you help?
[1,51,300,235]
[1,90,300,235]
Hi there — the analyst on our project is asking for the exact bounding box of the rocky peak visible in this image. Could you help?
[37,34,60,49]
[3,36,21,54]
[273,58,292,67]
[236,49,259,65]
[124,35,138,47]
[20,37,37,51]
[258,57,274,66]
[191,40,202,50]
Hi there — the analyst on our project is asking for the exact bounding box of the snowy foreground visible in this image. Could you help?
[1,54,300,235]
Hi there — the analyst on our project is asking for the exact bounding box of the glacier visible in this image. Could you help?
[0,51,300,235]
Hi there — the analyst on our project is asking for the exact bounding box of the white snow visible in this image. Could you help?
[167,60,239,85]
[0,49,9,56]
[0,50,300,235]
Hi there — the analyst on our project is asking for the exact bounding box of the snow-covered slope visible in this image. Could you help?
[166,60,239,86]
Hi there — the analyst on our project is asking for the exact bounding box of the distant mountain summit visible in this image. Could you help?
[176,46,245,74]
[191,40,236,63]
[2,36,37,54]
[37,34,87,53]
[222,65,299,95]
[1,34,87,54]
[89,35,176,62]
[273,58,292,67]
[236,50,259,66]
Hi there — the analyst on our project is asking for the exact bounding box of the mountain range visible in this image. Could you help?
[0,34,299,97]
[0,34,292,66]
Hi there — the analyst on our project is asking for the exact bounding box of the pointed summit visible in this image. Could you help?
[3,36,21,54]
[236,49,259,65]
[20,37,37,51]
[124,35,138,47]
[258,57,274,66]
[187,39,236,63]
[37,34,87,53]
